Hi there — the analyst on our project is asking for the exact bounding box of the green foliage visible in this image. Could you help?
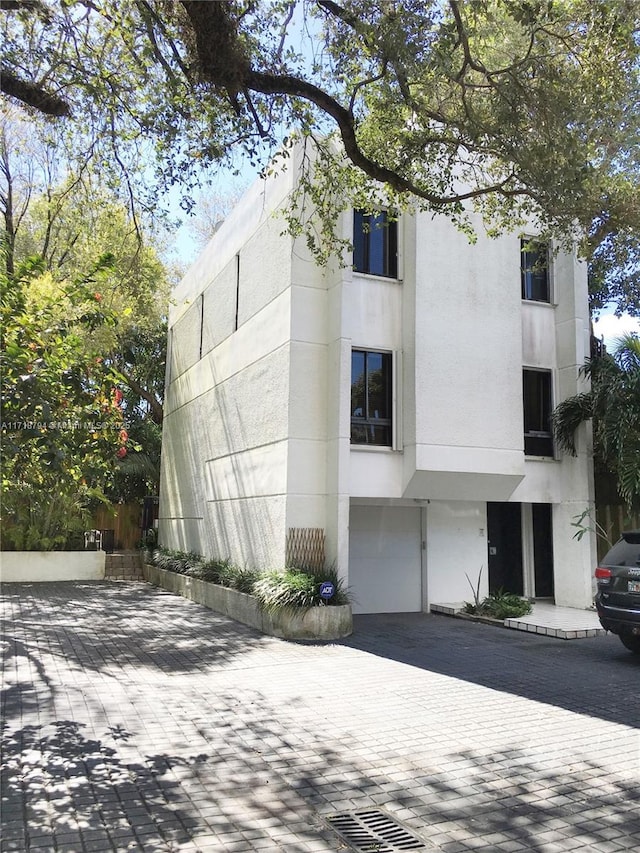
[1,111,168,508]
[146,548,351,609]
[0,258,132,548]
[17,186,168,327]
[227,567,262,594]
[148,548,257,589]
[553,335,640,508]
[482,590,532,620]
[464,589,532,620]
[108,321,167,501]
[253,564,351,612]
[465,567,484,611]
[2,2,639,306]
[0,487,92,551]
[570,507,614,549]
[589,230,640,318]
[150,548,202,575]
[253,569,320,612]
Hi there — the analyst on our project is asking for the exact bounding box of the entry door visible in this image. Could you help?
[532,503,554,598]
[487,502,523,595]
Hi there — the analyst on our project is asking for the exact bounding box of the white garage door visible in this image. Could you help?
[349,505,422,614]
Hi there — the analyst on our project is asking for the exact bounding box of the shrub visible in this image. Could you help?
[149,547,202,574]
[187,558,229,583]
[253,566,350,612]
[464,588,532,619]
[146,549,350,610]
[482,590,532,619]
[1,489,94,551]
[174,551,203,574]
[227,566,261,594]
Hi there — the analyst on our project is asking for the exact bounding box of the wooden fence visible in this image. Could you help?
[595,503,640,561]
[92,503,142,551]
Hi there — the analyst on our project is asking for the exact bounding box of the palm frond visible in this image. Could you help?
[552,393,593,455]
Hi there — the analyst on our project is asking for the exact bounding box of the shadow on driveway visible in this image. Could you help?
[339,612,640,729]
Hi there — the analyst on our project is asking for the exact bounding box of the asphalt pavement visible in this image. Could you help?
[2,581,639,852]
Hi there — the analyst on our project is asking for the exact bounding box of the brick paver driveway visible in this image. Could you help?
[2,581,639,852]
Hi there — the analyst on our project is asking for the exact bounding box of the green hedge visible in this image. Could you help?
[146,547,350,610]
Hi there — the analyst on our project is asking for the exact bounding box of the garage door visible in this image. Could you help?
[349,505,422,614]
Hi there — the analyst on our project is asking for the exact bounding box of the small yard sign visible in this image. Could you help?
[319,581,335,600]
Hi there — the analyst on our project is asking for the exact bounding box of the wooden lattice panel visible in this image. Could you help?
[286,527,325,572]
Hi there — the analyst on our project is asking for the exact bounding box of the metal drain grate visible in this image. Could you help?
[327,809,426,852]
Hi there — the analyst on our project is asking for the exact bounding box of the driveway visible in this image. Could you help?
[2,581,639,852]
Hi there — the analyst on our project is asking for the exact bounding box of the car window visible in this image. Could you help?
[602,539,640,567]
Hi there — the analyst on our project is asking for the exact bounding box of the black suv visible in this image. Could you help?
[595,531,640,653]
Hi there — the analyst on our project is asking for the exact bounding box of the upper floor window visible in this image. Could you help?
[523,368,554,457]
[353,210,398,278]
[521,238,550,302]
[351,349,392,446]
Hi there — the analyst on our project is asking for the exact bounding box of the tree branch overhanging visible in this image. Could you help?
[0,68,71,116]
[177,2,535,208]
[114,366,164,424]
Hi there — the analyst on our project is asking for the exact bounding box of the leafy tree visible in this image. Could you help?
[1,107,169,514]
[589,230,640,319]
[1,106,169,321]
[553,335,640,510]
[108,321,167,501]
[0,257,130,549]
[1,1,638,309]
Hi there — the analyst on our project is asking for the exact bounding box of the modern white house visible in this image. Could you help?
[160,148,597,613]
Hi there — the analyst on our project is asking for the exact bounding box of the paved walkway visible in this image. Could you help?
[431,601,604,639]
[2,582,639,852]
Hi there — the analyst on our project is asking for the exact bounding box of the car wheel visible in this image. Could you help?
[619,634,640,654]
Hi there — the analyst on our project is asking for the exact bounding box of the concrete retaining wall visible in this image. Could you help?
[143,564,352,640]
[1,551,106,582]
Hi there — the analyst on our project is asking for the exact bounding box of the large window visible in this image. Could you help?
[521,238,550,302]
[353,210,398,278]
[523,369,554,457]
[351,350,392,446]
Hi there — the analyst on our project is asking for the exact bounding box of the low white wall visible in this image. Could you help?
[0,551,106,582]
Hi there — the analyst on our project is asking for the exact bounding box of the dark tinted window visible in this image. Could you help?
[521,239,550,302]
[351,349,392,446]
[602,538,640,567]
[353,210,398,278]
[523,369,553,456]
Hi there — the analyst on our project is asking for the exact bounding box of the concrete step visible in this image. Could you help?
[104,552,144,581]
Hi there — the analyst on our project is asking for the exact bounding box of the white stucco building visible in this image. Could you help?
[160,150,597,613]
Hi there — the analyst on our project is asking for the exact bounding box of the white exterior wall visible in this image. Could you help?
[340,209,595,610]
[403,212,525,502]
[163,153,596,610]
[161,164,297,567]
[161,150,339,570]
[425,501,489,606]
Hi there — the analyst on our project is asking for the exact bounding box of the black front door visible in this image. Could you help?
[532,503,554,598]
[487,502,523,595]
